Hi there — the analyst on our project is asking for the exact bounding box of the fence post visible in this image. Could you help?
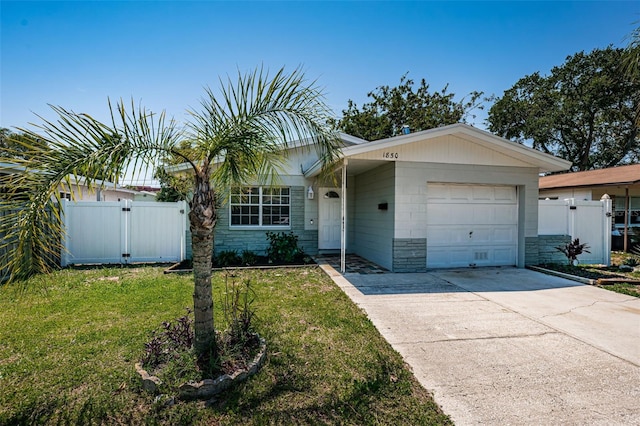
[601,194,612,266]
[60,198,69,267]
[121,199,130,265]
[179,200,187,261]
[566,198,577,241]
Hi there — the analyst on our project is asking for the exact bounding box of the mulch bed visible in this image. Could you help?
[536,263,640,286]
[165,257,315,273]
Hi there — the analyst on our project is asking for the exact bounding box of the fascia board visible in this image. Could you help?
[454,126,572,172]
[340,123,571,173]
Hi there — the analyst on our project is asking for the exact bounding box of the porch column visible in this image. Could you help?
[624,186,629,252]
[341,158,348,273]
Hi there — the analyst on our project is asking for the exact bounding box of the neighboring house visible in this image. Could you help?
[130,186,160,202]
[170,123,571,271]
[0,161,150,202]
[539,164,640,250]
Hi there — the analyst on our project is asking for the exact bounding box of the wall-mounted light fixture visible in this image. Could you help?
[307,185,314,200]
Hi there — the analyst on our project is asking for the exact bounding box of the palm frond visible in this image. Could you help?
[188,66,341,189]
[0,100,181,283]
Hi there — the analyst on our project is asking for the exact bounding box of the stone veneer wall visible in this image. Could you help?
[537,235,572,264]
[524,236,539,266]
[185,186,317,259]
[392,238,427,272]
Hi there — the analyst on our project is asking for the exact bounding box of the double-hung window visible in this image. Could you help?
[230,187,290,227]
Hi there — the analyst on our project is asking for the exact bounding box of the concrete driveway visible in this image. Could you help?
[320,265,640,425]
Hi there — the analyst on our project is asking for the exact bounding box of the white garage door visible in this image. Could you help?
[426,184,518,268]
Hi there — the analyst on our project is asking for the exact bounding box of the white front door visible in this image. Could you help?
[318,188,342,250]
[426,183,518,268]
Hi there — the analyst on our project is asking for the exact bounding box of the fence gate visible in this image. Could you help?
[538,197,612,265]
[61,200,186,266]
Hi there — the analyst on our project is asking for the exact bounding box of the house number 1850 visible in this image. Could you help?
[383,152,399,159]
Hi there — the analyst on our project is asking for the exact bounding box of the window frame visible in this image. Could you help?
[229,186,291,229]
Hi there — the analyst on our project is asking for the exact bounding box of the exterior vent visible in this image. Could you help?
[474,251,488,261]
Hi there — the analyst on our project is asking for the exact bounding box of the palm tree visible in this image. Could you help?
[0,67,341,356]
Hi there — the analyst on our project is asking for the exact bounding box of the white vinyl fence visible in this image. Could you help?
[539,196,613,265]
[61,200,187,266]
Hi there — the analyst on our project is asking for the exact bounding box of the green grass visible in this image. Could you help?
[0,266,451,425]
[601,282,640,297]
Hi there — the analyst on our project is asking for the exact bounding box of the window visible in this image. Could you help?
[614,196,640,227]
[230,187,290,227]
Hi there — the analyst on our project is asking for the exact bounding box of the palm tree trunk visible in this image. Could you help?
[189,166,217,356]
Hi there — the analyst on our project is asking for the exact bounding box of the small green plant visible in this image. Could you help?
[216,250,241,267]
[556,238,591,265]
[222,274,258,352]
[266,231,303,263]
[623,256,639,267]
[241,250,258,266]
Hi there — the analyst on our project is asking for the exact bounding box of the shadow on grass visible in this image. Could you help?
[205,352,450,425]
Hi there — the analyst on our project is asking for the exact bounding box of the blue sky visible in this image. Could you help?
[1,1,637,133]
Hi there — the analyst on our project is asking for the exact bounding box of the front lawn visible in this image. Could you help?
[0,266,451,425]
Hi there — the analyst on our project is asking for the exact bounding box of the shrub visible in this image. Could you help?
[556,238,590,265]
[216,250,242,267]
[265,231,303,263]
[623,256,639,267]
[241,250,258,266]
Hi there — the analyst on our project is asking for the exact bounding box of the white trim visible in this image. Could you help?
[341,124,571,172]
[304,124,572,177]
[341,159,347,273]
[228,186,292,229]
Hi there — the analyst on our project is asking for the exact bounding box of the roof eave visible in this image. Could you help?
[339,123,572,173]
[541,180,640,190]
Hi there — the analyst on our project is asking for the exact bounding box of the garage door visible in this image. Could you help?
[426,184,518,268]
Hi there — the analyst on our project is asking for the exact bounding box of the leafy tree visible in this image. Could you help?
[0,128,47,159]
[623,25,640,126]
[336,73,485,141]
[0,67,340,357]
[488,47,640,171]
[154,139,198,202]
[154,167,190,202]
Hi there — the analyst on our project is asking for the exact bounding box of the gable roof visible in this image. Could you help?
[539,164,640,190]
[304,123,572,177]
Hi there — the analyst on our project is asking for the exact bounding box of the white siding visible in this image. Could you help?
[539,189,593,201]
[58,182,136,202]
[350,134,534,168]
[352,163,395,270]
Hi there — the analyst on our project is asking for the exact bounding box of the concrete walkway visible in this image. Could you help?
[320,265,640,425]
